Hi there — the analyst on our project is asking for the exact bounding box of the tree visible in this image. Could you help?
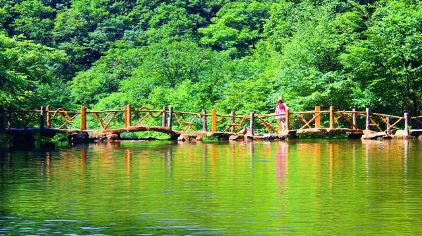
[0,34,68,109]
[341,0,422,115]
[199,1,270,57]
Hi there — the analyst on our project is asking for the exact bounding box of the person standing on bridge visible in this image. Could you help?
[275,97,288,132]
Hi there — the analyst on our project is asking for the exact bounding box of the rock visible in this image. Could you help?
[177,135,186,142]
[195,136,203,142]
[229,135,238,140]
[393,130,415,139]
[263,134,277,140]
[106,133,120,141]
[68,132,90,145]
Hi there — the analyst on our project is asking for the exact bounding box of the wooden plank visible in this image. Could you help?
[285,108,290,131]
[329,106,334,129]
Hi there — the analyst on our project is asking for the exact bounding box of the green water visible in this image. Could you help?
[0,140,421,235]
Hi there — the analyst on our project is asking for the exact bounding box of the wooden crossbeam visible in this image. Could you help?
[299,114,318,130]
[337,112,355,129]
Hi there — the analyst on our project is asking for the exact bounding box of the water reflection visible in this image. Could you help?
[275,142,288,194]
[0,140,421,235]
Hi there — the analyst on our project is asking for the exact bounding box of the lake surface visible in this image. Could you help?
[0,140,421,235]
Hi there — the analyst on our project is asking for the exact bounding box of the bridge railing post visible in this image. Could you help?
[40,106,45,130]
[329,106,334,129]
[315,106,320,129]
[161,106,167,127]
[124,105,132,128]
[249,112,255,135]
[80,106,87,131]
[167,106,173,130]
[386,116,391,134]
[285,108,290,131]
[202,109,207,132]
[365,108,371,131]
[404,112,410,135]
[230,111,235,133]
[46,105,51,128]
[211,109,217,133]
[352,108,357,130]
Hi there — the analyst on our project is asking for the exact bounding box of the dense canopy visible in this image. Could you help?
[1,0,421,115]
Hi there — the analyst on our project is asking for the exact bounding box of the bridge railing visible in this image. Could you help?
[0,105,417,135]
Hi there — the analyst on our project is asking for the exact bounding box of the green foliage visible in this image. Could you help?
[341,0,422,114]
[0,34,68,108]
[1,0,421,124]
[199,0,270,57]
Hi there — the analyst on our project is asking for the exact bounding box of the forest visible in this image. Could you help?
[1,0,421,117]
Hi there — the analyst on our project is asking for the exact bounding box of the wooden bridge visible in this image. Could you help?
[0,105,421,144]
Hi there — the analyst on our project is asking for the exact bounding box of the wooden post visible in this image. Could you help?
[365,108,371,131]
[161,106,167,127]
[386,116,391,134]
[285,108,290,131]
[404,112,410,135]
[249,112,255,135]
[80,106,86,131]
[352,108,357,130]
[125,104,132,128]
[40,106,45,130]
[167,106,173,130]
[202,109,207,132]
[46,105,51,128]
[230,111,235,133]
[315,106,320,129]
[211,109,217,133]
[0,107,4,131]
[329,106,334,129]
